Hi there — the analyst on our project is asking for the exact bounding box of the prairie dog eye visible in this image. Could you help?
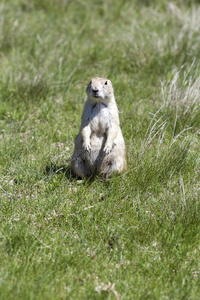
[89,81,92,85]
[105,81,107,85]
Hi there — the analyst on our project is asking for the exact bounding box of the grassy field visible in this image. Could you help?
[1,0,200,299]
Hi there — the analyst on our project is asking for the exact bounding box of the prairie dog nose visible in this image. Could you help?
[92,88,99,93]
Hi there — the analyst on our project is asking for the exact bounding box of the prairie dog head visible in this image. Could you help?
[86,77,114,102]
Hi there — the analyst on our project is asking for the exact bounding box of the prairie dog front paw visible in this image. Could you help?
[83,142,91,152]
[103,143,113,155]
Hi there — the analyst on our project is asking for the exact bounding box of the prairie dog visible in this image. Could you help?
[71,77,126,177]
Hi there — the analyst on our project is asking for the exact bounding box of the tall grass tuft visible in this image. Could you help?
[161,63,200,133]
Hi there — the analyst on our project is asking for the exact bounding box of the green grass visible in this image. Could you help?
[1,0,200,299]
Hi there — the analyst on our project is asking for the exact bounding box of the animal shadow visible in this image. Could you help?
[44,162,96,184]
[45,162,72,179]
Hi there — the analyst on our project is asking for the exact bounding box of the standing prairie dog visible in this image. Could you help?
[71,77,126,178]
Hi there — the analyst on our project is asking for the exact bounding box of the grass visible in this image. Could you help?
[0,0,200,299]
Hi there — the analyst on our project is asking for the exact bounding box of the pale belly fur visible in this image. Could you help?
[85,103,111,166]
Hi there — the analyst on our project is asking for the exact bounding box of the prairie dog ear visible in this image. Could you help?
[107,79,114,91]
[86,80,92,93]
[107,79,112,86]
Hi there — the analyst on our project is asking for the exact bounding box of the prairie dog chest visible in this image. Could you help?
[89,102,112,132]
